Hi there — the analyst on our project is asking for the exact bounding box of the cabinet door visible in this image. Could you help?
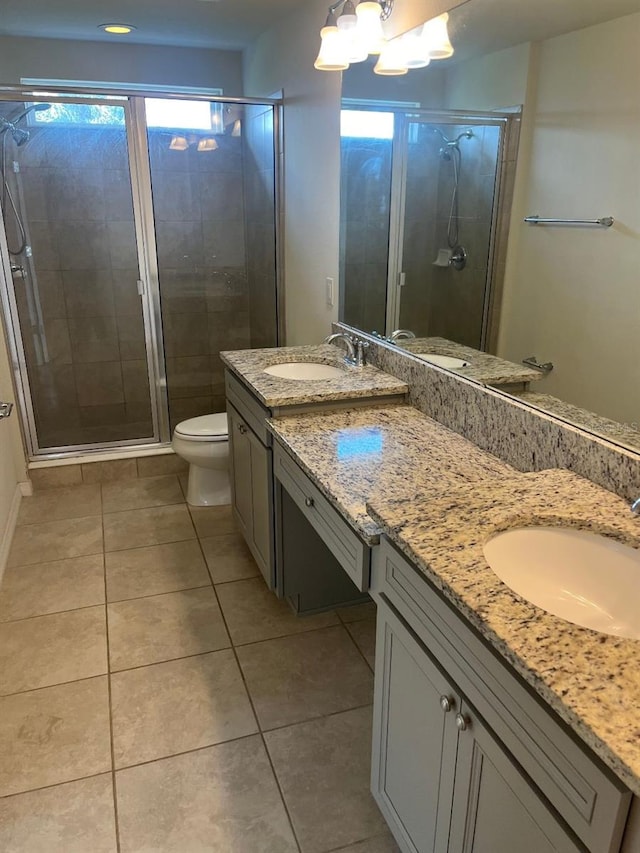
[372,601,459,853]
[448,701,583,853]
[227,404,253,538]
[247,426,274,588]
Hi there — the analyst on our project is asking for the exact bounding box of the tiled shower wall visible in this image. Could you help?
[147,128,251,430]
[11,123,153,448]
[243,105,278,349]
[339,137,392,334]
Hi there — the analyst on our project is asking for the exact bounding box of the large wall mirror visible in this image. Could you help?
[339,0,640,452]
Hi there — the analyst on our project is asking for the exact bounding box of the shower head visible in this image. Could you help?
[0,103,51,147]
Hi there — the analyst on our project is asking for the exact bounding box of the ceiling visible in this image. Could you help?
[0,0,304,50]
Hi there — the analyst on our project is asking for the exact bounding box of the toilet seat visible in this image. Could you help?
[174,412,228,442]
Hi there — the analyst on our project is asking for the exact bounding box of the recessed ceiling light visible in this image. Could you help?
[99,23,136,34]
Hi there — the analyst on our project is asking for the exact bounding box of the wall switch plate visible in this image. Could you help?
[326,276,334,307]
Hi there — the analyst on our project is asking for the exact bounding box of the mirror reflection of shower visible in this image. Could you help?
[431,126,474,272]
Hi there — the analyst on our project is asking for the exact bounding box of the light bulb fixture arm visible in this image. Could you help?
[327,0,394,20]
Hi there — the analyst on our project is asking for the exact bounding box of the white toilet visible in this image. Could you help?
[171,412,230,507]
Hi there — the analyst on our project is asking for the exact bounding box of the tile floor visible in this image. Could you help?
[0,473,398,852]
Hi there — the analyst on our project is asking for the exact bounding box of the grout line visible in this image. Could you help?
[108,646,233,677]
[0,770,115,802]
[0,662,110,700]
[102,500,187,518]
[101,504,122,853]
[231,621,348,651]
[259,701,375,737]
[104,535,196,555]
[0,600,107,626]
[344,621,376,675]
[112,731,261,774]
[195,533,303,853]
[106,584,212,606]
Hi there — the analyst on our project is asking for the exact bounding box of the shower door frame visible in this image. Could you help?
[0,84,283,461]
[383,107,517,349]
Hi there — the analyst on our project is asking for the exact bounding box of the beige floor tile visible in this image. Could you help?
[116,736,297,853]
[108,587,229,671]
[0,774,117,852]
[0,606,107,695]
[103,504,195,552]
[337,600,377,624]
[201,532,260,584]
[178,471,189,497]
[136,453,188,478]
[105,540,209,601]
[238,626,373,730]
[8,517,103,568]
[0,676,111,797]
[217,577,340,645]
[17,483,102,526]
[265,706,386,853]
[0,554,104,622]
[29,466,83,490]
[333,831,401,852]
[111,650,257,767]
[189,504,236,538]
[347,619,377,671]
[102,474,184,513]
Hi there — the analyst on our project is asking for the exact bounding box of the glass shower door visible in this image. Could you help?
[393,116,503,349]
[0,98,157,452]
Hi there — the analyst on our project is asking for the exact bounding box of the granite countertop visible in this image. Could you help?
[367,470,640,795]
[220,344,407,408]
[513,390,640,453]
[268,402,640,793]
[267,405,514,545]
[400,337,543,386]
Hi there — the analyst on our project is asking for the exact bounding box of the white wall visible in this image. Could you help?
[0,36,243,94]
[497,13,640,424]
[443,42,532,111]
[243,0,342,345]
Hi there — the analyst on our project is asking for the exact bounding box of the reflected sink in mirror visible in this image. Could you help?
[263,363,346,381]
[413,354,470,369]
[483,527,640,639]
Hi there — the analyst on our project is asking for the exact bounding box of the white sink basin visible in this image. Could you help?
[483,526,640,639]
[414,354,469,369]
[263,362,345,381]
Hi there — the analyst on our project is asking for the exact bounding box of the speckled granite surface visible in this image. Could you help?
[367,469,640,795]
[399,336,543,386]
[267,405,514,545]
[514,391,640,453]
[221,344,407,408]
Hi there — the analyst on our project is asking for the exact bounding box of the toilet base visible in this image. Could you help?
[187,463,231,507]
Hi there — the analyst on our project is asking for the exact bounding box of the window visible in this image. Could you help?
[33,102,125,126]
[340,109,394,140]
[144,98,221,131]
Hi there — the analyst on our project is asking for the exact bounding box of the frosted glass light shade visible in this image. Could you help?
[374,39,409,75]
[355,1,386,55]
[337,0,358,32]
[400,26,431,69]
[423,13,454,59]
[197,138,218,151]
[169,135,189,151]
[314,25,350,71]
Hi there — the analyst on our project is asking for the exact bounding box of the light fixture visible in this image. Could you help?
[315,3,454,73]
[197,138,218,152]
[99,23,136,34]
[422,13,454,59]
[169,135,189,151]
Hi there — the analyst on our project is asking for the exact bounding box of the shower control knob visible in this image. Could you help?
[0,402,13,420]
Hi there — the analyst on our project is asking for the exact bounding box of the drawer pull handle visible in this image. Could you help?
[440,695,453,713]
[455,713,470,732]
[238,424,247,435]
[304,497,314,508]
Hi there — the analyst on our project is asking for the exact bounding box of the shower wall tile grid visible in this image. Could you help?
[336,324,640,503]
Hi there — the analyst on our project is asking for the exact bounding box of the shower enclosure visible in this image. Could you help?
[340,108,517,349]
[0,88,280,458]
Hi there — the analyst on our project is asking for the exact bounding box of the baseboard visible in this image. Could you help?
[0,484,22,587]
[19,480,33,497]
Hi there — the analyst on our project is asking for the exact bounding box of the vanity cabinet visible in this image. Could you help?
[370,538,631,853]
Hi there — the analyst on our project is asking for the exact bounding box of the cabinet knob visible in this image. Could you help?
[304,497,314,508]
[455,713,470,732]
[440,695,453,713]
[238,424,247,434]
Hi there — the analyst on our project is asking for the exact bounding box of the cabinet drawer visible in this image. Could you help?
[225,370,271,445]
[273,441,370,592]
[371,538,631,853]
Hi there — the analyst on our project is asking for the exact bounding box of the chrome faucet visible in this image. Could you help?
[389,329,416,342]
[631,498,640,515]
[324,333,368,367]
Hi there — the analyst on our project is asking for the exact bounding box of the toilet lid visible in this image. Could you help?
[174,412,228,441]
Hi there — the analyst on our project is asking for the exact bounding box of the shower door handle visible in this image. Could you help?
[398,272,406,288]
[0,401,13,420]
